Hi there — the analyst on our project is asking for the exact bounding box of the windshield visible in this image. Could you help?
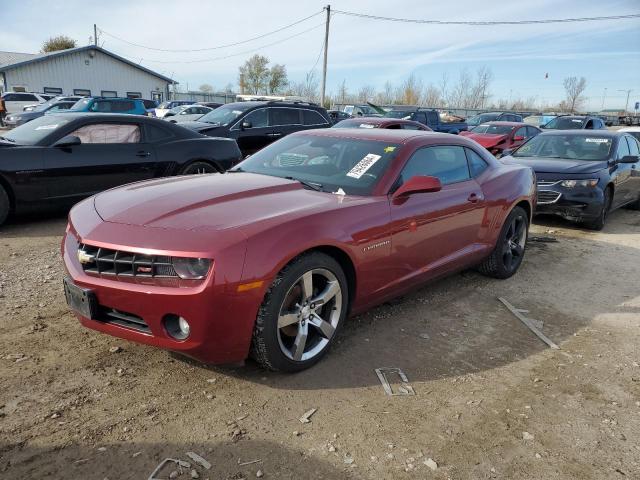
[169,106,187,114]
[198,104,251,125]
[1,115,71,145]
[543,117,585,129]
[69,98,91,111]
[33,102,53,112]
[232,134,401,195]
[513,134,612,161]
[471,124,513,134]
[467,113,500,126]
[384,110,413,119]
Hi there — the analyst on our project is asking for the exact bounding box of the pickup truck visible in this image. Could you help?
[383,108,467,134]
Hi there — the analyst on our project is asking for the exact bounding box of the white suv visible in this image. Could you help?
[1,92,47,114]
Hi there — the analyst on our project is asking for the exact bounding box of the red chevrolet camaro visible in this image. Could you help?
[460,121,542,156]
[62,129,536,372]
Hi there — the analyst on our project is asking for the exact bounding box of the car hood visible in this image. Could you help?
[501,155,608,174]
[459,132,508,148]
[93,173,360,233]
[178,120,223,132]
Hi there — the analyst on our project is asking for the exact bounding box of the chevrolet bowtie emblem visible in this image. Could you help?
[77,250,95,264]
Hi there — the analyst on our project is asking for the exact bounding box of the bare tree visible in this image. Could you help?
[398,73,423,105]
[357,85,376,102]
[268,64,288,94]
[563,76,587,113]
[439,72,449,107]
[199,84,214,93]
[421,84,442,107]
[42,35,76,53]
[337,79,348,105]
[303,71,320,101]
[238,54,270,94]
[471,66,493,109]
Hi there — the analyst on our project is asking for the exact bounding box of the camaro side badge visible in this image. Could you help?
[77,250,95,264]
[363,240,390,253]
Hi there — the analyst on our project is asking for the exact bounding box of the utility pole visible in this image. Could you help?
[618,89,632,112]
[93,24,98,46]
[601,88,607,111]
[320,5,331,107]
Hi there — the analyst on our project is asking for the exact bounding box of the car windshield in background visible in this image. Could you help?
[198,104,251,126]
[69,98,91,111]
[513,134,612,161]
[467,113,500,126]
[1,115,70,145]
[383,111,413,119]
[471,124,513,134]
[543,117,585,129]
[333,120,379,129]
[232,134,401,196]
[33,102,53,112]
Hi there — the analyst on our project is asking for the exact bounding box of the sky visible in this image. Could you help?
[1,0,639,110]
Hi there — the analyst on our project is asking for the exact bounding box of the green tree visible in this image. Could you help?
[41,35,77,53]
[268,64,288,94]
[239,54,270,94]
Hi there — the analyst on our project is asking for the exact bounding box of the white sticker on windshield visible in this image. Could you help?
[35,124,59,130]
[347,154,381,179]
[359,124,376,128]
[571,119,583,123]
[232,110,243,114]
[585,138,608,143]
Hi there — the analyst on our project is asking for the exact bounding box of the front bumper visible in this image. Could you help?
[61,201,260,365]
[535,181,604,220]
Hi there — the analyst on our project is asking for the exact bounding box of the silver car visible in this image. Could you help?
[162,104,213,123]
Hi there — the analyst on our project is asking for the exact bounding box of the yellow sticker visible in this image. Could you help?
[384,146,396,153]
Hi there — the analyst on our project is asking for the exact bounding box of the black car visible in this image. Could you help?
[540,115,607,130]
[467,112,524,128]
[502,130,640,230]
[328,110,352,123]
[179,101,332,156]
[0,113,241,225]
[4,100,77,127]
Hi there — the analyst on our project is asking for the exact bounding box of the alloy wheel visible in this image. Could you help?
[277,268,342,362]
[502,213,527,272]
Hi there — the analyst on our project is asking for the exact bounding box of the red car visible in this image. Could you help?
[333,116,432,131]
[460,122,541,156]
[62,129,536,372]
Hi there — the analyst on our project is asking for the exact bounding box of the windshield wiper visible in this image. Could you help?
[284,176,324,192]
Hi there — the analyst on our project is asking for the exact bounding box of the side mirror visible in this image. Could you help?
[53,135,81,148]
[501,148,514,157]
[513,135,524,141]
[241,121,252,130]
[619,155,639,164]
[392,175,442,200]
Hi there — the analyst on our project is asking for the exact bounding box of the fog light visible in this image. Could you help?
[164,314,190,340]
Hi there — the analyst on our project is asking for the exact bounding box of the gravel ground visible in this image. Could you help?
[0,208,639,480]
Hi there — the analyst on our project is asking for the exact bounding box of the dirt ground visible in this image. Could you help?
[0,207,639,480]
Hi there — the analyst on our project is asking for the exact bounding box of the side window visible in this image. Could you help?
[270,108,301,126]
[69,123,141,144]
[302,109,327,125]
[145,123,172,142]
[242,108,268,128]
[617,137,630,159]
[625,136,639,156]
[399,145,470,186]
[401,124,422,130]
[90,101,111,112]
[3,94,17,101]
[527,126,540,138]
[111,101,135,112]
[585,120,594,129]
[386,124,402,130]
[514,127,527,139]
[465,148,489,177]
[19,94,38,101]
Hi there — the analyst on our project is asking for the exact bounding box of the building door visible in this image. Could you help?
[151,91,163,102]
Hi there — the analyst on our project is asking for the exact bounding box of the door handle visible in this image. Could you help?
[467,193,480,203]
[136,151,151,157]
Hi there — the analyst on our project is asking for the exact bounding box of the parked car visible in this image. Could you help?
[467,112,524,128]
[61,128,535,372]
[155,100,197,118]
[65,97,148,116]
[383,108,467,134]
[523,114,557,127]
[333,117,432,131]
[540,115,607,130]
[328,110,352,123]
[0,92,48,114]
[0,113,242,225]
[619,126,640,142]
[164,105,213,123]
[180,101,332,156]
[140,99,159,117]
[3,100,76,128]
[502,131,640,230]
[23,96,84,112]
[343,104,381,117]
[459,122,541,156]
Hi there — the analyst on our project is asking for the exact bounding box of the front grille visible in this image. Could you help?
[79,244,178,278]
[97,306,151,334]
[537,180,559,187]
[537,190,561,204]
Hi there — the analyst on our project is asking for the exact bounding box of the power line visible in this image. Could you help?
[121,22,326,64]
[332,9,640,25]
[97,10,324,52]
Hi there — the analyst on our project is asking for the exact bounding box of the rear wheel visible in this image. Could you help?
[180,161,218,175]
[251,252,348,372]
[0,185,9,226]
[584,187,612,230]
[478,206,528,279]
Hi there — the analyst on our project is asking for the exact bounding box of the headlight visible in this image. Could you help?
[560,179,598,188]
[171,257,211,279]
[8,115,20,121]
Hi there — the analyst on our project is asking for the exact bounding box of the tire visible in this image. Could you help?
[251,252,349,372]
[179,161,218,175]
[478,206,529,279]
[584,187,612,230]
[0,185,9,226]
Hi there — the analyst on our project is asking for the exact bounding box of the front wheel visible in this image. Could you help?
[251,252,348,372]
[478,206,529,279]
[584,188,611,230]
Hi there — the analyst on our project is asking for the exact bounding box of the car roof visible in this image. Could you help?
[291,127,443,143]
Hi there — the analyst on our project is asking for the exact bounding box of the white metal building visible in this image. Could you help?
[0,46,175,102]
